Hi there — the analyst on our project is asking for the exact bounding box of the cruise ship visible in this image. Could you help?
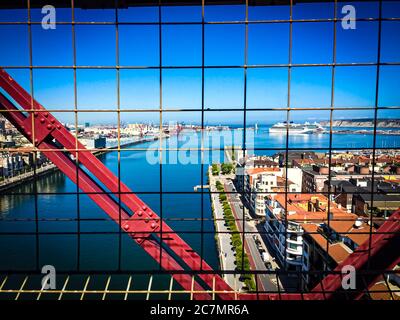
[269,121,325,134]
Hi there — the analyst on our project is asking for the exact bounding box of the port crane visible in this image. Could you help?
[0,68,399,300]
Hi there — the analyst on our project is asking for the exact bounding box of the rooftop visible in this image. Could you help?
[302,224,352,265]
[272,193,356,222]
[328,219,375,247]
[246,167,281,176]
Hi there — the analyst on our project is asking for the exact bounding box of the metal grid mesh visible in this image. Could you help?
[0,271,399,300]
[0,0,399,300]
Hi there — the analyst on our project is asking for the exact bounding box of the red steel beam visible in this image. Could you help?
[0,68,233,299]
[0,92,212,300]
[242,211,400,300]
[311,210,400,300]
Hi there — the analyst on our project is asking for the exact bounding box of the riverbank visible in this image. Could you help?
[0,135,165,192]
[94,135,160,156]
[319,119,400,128]
[0,163,58,192]
[330,129,400,135]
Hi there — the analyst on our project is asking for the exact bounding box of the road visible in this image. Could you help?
[224,181,279,292]
[209,173,243,291]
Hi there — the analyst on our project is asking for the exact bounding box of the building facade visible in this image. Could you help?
[264,193,356,273]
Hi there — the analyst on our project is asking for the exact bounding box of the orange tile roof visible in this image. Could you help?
[273,193,354,222]
[348,225,375,246]
[246,167,280,176]
[271,187,286,192]
[302,224,325,247]
[276,176,295,186]
[369,281,400,300]
[328,243,352,264]
[293,159,314,165]
[328,219,357,232]
[302,224,352,264]
[287,211,329,222]
[329,220,375,246]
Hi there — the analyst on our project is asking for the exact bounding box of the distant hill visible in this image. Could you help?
[319,119,400,128]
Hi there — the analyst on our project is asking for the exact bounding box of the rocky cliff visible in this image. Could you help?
[319,119,400,128]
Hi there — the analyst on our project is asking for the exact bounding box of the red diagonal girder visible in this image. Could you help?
[1,68,399,300]
[0,91,211,300]
[310,210,400,300]
[0,68,233,299]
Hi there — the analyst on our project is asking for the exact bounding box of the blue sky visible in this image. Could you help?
[0,1,399,125]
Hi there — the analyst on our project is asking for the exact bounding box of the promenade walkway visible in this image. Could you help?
[224,181,281,292]
[209,170,243,291]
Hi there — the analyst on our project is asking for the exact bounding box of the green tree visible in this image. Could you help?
[211,163,220,176]
[221,163,233,175]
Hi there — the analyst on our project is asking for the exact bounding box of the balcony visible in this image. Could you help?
[286,245,302,256]
[286,255,303,265]
[255,208,266,217]
[255,202,265,211]
[287,223,302,233]
[287,235,303,245]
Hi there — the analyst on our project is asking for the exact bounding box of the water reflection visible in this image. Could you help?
[0,171,66,216]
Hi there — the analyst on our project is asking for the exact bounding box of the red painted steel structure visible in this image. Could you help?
[0,68,399,300]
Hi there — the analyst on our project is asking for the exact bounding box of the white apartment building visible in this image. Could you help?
[241,167,302,217]
[264,195,304,271]
[79,136,107,149]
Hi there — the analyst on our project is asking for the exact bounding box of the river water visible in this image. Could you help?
[0,126,399,296]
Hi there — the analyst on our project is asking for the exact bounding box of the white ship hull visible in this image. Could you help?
[269,122,325,134]
[269,127,313,134]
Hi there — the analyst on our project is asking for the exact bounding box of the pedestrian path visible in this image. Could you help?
[209,172,243,291]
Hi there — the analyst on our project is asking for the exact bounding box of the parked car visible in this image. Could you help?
[261,252,270,263]
[265,261,273,270]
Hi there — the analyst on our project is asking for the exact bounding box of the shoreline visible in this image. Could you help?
[0,163,58,192]
[330,129,400,135]
[0,134,165,192]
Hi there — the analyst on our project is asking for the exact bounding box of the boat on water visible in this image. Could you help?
[269,121,325,134]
